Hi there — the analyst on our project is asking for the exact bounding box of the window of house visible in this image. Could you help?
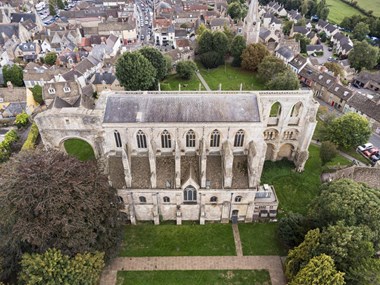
[210,129,220,147]
[234,129,244,147]
[163,196,170,203]
[235,196,242,202]
[210,196,217,203]
[48,87,55,94]
[136,130,147,148]
[186,129,196,148]
[139,196,146,203]
[63,86,71,93]
[161,130,171,148]
[114,130,122,148]
[184,186,197,202]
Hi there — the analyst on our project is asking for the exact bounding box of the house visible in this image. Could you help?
[23,63,69,88]
[324,23,339,38]
[324,82,354,111]
[42,81,81,107]
[98,20,137,44]
[315,19,328,31]
[352,70,380,92]
[267,1,287,17]
[306,31,318,45]
[275,46,295,63]
[209,18,229,31]
[287,9,302,22]
[288,54,308,74]
[154,25,175,47]
[262,13,282,32]
[0,84,27,118]
[291,26,309,37]
[259,27,278,43]
[90,70,123,92]
[14,42,41,62]
[298,64,318,87]
[306,44,323,55]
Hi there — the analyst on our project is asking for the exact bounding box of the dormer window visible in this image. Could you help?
[48,87,56,94]
[63,86,71,93]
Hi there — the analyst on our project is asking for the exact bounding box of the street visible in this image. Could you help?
[370,133,380,149]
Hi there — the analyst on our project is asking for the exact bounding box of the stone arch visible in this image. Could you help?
[289,101,303,117]
[282,128,299,140]
[134,129,148,149]
[269,102,282,117]
[277,143,295,160]
[265,143,275,160]
[209,129,223,148]
[263,128,279,140]
[59,136,97,160]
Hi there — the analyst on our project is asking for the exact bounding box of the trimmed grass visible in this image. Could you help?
[63,138,95,161]
[197,63,265,91]
[119,223,235,256]
[340,147,370,165]
[161,74,204,91]
[356,0,380,17]
[326,0,365,24]
[239,223,286,256]
[117,270,271,285]
[261,145,322,215]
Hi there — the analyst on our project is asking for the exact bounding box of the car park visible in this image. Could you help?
[357,143,373,152]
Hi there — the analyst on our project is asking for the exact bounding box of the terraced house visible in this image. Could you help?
[35,90,319,224]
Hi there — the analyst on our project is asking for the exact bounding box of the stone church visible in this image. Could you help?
[35,90,319,224]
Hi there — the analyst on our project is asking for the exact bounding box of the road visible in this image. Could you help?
[370,133,380,149]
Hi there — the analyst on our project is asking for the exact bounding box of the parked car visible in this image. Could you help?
[371,153,380,162]
[363,147,379,157]
[357,143,373,152]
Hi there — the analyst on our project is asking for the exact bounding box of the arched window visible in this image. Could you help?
[210,196,217,203]
[235,196,242,202]
[117,196,124,204]
[210,129,220,147]
[139,196,146,203]
[136,130,147,148]
[290,102,303,117]
[114,130,122,148]
[184,186,197,202]
[234,129,245,147]
[186,129,196,148]
[163,196,170,203]
[269,102,282,117]
[161,130,171,148]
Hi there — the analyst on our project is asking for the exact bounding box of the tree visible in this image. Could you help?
[258,55,287,82]
[278,213,311,248]
[290,254,345,285]
[227,1,247,21]
[348,258,380,285]
[19,249,104,285]
[353,22,370,41]
[30,85,43,104]
[326,112,371,149]
[176,60,197,80]
[2,65,24,87]
[319,7,329,20]
[196,23,207,37]
[212,31,229,57]
[139,47,167,81]
[200,51,223,68]
[48,0,56,16]
[0,150,123,280]
[309,179,380,244]
[295,34,311,54]
[197,29,213,54]
[283,20,294,36]
[348,40,379,71]
[115,51,157,90]
[15,111,29,128]
[324,62,344,78]
[230,35,246,67]
[44,52,57,66]
[164,54,173,74]
[241,43,269,72]
[56,0,65,9]
[285,229,321,281]
[319,141,337,165]
[266,70,300,90]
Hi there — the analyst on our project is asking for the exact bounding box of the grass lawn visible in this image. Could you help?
[119,223,235,256]
[357,0,380,16]
[117,270,271,285]
[197,63,265,91]
[239,223,287,256]
[326,0,365,24]
[161,74,204,91]
[340,147,370,165]
[63,138,95,161]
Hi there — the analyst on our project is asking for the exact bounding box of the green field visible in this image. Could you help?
[119,223,235,257]
[197,63,265,91]
[63,138,95,161]
[161,74,204,91]
[117,270,271,285]
[239,223,287,256]
[326,0,365,24]
[357,0,380,16]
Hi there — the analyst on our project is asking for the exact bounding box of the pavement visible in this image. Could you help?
[196,71,211,91]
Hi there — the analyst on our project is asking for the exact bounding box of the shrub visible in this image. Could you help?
[200,51,223,68]
[320,141,338,165]
[0,129,19,162]
[15,112,29,128]
[30,85,43,104]
[176,60,197,80]
[21,123,39,151]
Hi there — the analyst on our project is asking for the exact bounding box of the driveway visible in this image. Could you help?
[317,42,334,65]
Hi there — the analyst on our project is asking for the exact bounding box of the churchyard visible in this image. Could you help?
[160,74,204,91]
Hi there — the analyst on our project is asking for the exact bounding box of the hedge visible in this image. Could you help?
[21,123,39,151]
[0,129,19,162]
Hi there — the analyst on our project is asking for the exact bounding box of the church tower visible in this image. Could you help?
[243,0,260,44]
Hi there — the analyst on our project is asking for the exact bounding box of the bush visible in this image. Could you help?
[200,51,223,68]
[0,129,19,163]
[320,141,338,165]
[278,213,311,248]
[15,112,29,128]
[176,60,197,80]
[21,123,39,151]
[30,85,43,104]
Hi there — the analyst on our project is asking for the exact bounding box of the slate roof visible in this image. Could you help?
[306,44,323,52]
[354,70,380,85]
[10,13,36,23]
[0,87,26,103]
[289,54,307,70]
[18,42,37,52]
[347,94,380,122]
[276,46,294,60]
[325,23,338,33]
[210,18,229,27]
[328,83,354,100]
[92,72,116,84]
[313,72,336,88]
[2,102,26,117]
[293,26,309,35]
[259,28,271,40]
[0,23,19,45]
[103,93,261,123]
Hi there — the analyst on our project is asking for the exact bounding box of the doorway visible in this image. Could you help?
[231,210,239,224]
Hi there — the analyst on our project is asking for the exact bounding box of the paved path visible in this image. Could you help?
[196,71,211,91]
[232,224,243,256]
[100,256,286,285]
